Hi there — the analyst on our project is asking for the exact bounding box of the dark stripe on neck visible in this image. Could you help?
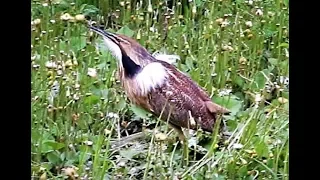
[122,53,141,78]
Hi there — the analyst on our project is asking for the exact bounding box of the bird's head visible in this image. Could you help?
[89,26,156,77]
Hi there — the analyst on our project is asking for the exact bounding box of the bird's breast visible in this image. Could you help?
[120,76,154,111]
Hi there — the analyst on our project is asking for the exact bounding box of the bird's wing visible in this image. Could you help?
[146,77,210,130]
[144,61,230,131]
[159,61,230,114]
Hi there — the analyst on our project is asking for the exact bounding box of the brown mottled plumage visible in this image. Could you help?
[123,60,230,139]
[89,25,230,141]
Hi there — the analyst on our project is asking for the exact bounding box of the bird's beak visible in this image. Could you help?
[88,25,120,45]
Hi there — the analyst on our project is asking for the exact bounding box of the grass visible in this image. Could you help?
[31,0,289,179]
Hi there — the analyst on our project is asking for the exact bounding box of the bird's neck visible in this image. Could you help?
[121,53,141,78]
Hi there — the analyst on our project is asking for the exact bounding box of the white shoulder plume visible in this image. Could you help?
[152,50,180,65]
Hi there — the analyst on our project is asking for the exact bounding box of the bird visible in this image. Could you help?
[88,25,230,142]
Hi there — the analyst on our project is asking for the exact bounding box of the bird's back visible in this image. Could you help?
[145,60,229,132]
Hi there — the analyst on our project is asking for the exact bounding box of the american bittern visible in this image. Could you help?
[89,25,230,142]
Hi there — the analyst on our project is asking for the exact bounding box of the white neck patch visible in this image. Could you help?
[135,62,168,96]
[102,37,122,65]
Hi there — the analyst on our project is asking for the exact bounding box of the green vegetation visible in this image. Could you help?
[31,0,289,179]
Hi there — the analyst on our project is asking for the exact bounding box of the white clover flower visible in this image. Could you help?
[31,19,41,26]
[73,93,80,101]
[84,140,93,146]
[278,97,288,104]
[155,132,168,142]
[117,161,126,167]
[279,76,289,85]
[45,61,57,69]
[87,68,97,77]
[57,70,63,76]
[233,143,244,149]
[75,14,85,21]
[149,26,156,32]
[256,9,263,16]
[104,129,112,135]
[218,89,232,96]
[192,5,197,14]
[254,93,263,103]
[245,21,253,27]
[74,83,80,89]
[221,20,230,28]
[60,13,73,21]
[222,45,234,51]
[274,139,282,145]
[106,112,119,119]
